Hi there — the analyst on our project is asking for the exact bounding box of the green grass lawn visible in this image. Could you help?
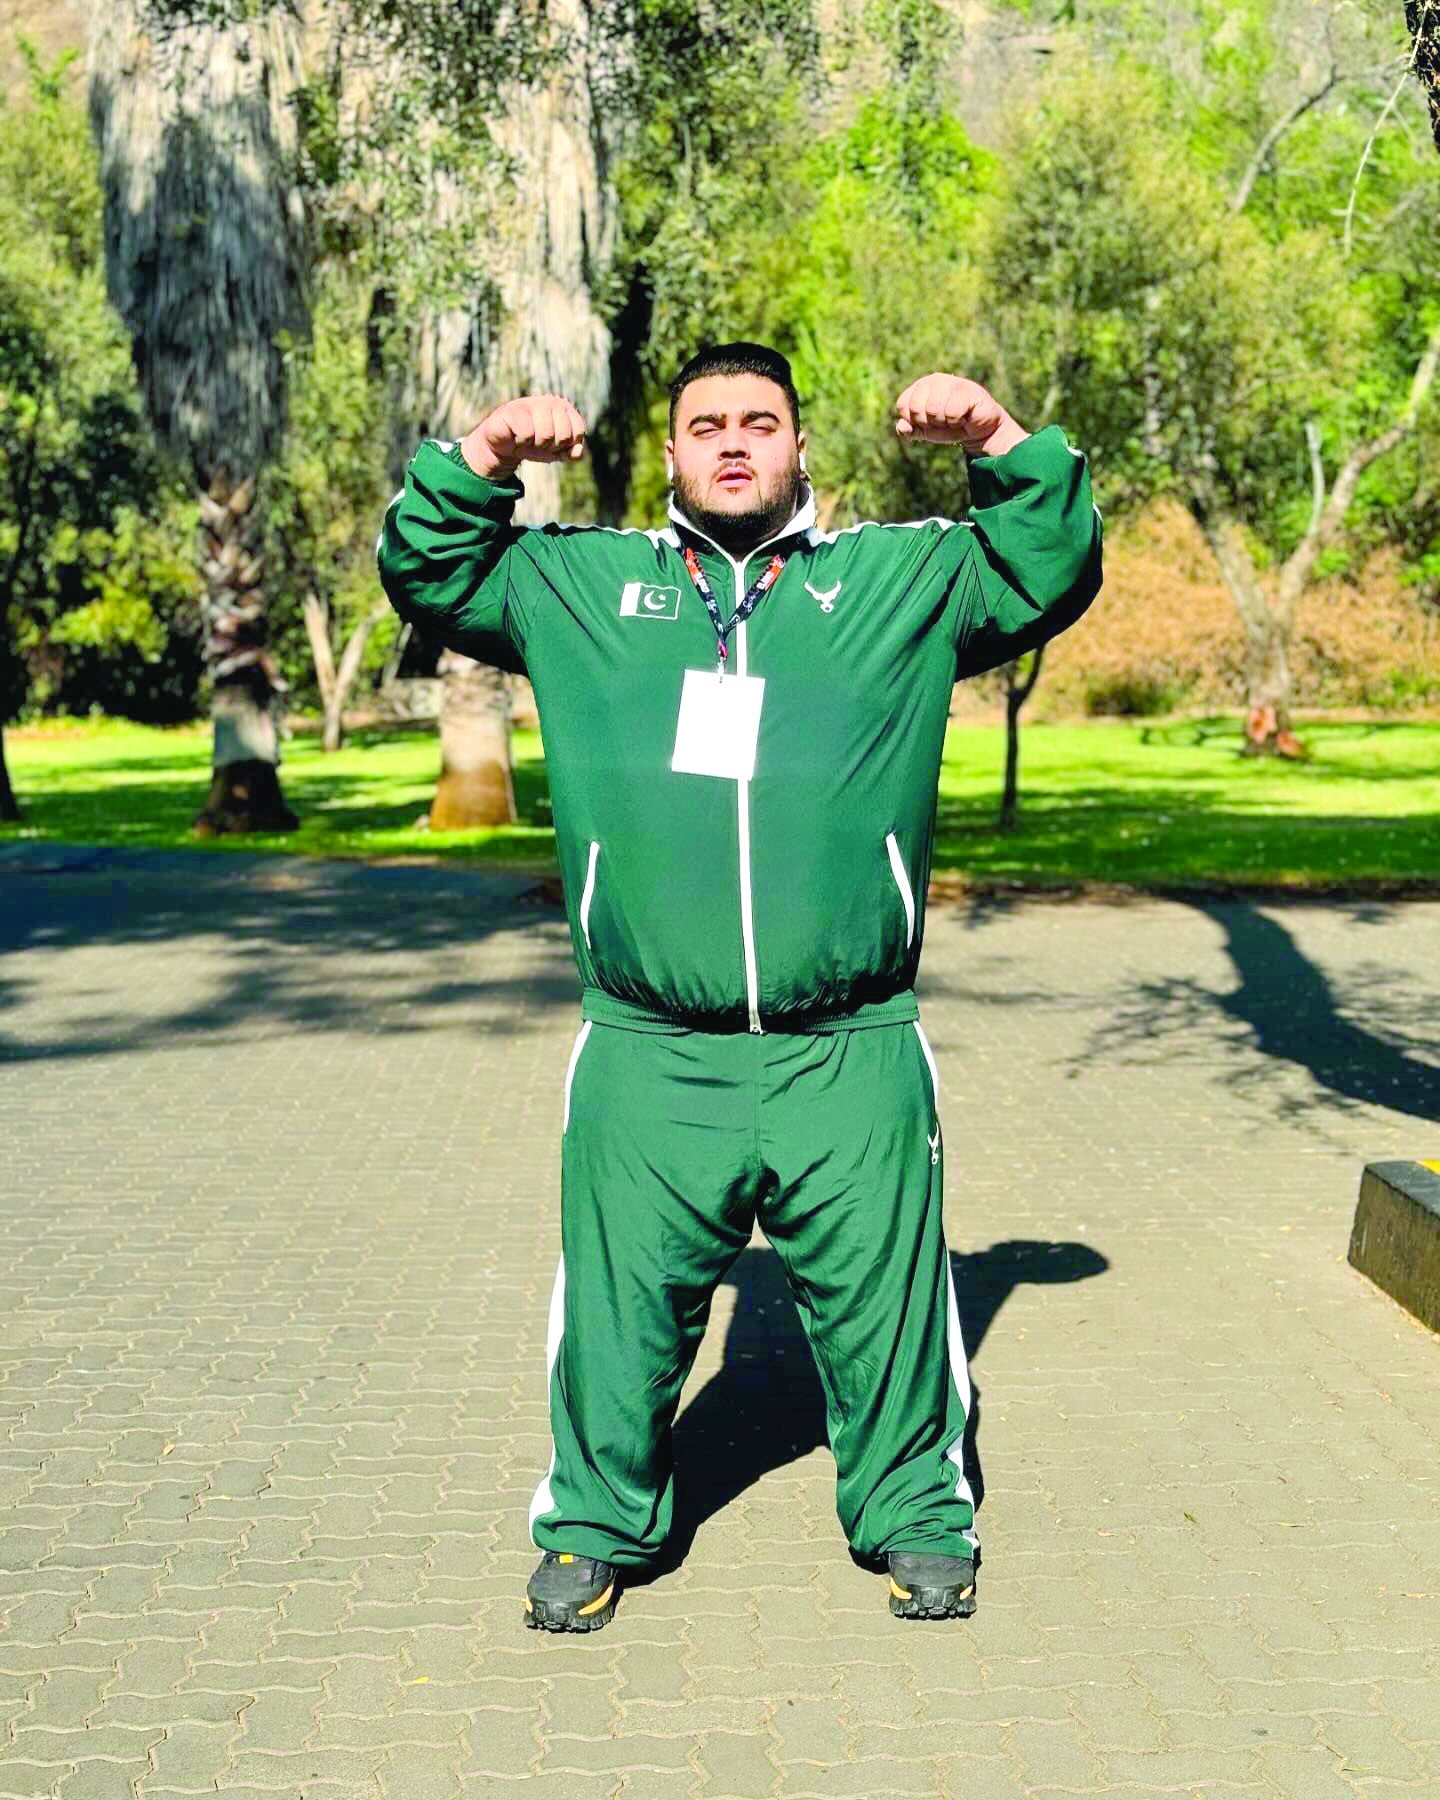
[4,714,1439,892]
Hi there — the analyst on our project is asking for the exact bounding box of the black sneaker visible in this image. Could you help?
[523,1552,619,1633]
[886,1550,977,1620]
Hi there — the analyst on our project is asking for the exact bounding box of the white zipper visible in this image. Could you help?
[677,516,801,1037]
[579,839,600,949]
[735,612,762,1033]
[885,830,916,948]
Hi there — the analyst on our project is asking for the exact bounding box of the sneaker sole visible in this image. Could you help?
[888,1576,976,1621]
[523,1582,618,1633]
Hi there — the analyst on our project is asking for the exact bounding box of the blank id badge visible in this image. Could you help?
[670,667,766,782]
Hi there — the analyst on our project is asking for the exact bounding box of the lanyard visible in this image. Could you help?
[682,544,786,674]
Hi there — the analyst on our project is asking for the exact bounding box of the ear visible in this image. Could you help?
[797,429,808,475]
[664,436,675,482]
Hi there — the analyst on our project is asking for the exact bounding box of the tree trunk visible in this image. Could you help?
[1185,327,1440,759]
[1187,492,1306,758]
[427,459,563,828]
[1243,637,1304,758]
[327,603,388,753]
[429,651,517,829]
[0,723,19,823]
[302,593,385,754]
[302,590,338,744]
[193,472,298,834]
[588,273,652,525]
[999,649,1044,831]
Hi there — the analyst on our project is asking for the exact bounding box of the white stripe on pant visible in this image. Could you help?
[528,1020,592,1541]
[915,1018,980,1554]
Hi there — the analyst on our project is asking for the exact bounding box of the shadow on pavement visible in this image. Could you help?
[1072,899,1440,1126]
[0,847,578,1063]
[959,889,1440,1126]
[642,1236,1109,1579]
[1194,903,1440,1123]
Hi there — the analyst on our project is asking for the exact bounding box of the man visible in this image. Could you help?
[378,342,1102,1633]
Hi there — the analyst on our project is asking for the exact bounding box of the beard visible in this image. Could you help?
[672,455,804,556]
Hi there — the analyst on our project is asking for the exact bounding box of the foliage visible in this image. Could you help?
[598,0,821,368]
[0,43,200,726]
[999,3,1440,591]
[10,0,1440,749]
[982,60,1364,544]
[618,0,998,527]
[772,92,996,526]
[262,270,399,708]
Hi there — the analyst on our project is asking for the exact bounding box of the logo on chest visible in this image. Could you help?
[619,581,681,620]
[805,580,841,613]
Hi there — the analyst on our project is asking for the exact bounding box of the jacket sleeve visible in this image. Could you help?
[376,439,549,675]
[951,423,1104,678]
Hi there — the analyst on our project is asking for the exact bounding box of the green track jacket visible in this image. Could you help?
[377,424,1103,1035]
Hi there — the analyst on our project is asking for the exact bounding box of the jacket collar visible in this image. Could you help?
[666,480,817,571]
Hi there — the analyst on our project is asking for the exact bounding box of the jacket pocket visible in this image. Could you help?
[579,839,601,950]
[885,830,916,949]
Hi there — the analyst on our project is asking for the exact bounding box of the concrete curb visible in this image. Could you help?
[1349,1160,1440,1334]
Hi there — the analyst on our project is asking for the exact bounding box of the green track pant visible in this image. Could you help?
[528,1016,978,1569]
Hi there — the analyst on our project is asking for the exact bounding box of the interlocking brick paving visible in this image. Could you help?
[1,845,1437,1799]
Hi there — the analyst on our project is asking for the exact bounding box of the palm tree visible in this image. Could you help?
[392,0,616,829]
[88,1,309,833]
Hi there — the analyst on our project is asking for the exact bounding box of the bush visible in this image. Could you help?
[990,500,1440,721]
[1083,672,1193,717]
[50,623,204,725]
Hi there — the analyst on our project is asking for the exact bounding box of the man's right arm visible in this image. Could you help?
[375,394,589,675]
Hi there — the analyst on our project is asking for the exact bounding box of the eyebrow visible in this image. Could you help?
[686,410,782,429]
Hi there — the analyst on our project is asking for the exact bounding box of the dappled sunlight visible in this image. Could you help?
[0,851,579,1065]
[6,716,1440,888]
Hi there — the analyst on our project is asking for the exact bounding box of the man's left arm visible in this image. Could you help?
[894,373,1104,677]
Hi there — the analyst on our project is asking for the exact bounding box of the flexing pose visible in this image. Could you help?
[378,342,1103,1631]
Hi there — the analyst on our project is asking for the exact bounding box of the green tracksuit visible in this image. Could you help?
[378,425,1103,1567]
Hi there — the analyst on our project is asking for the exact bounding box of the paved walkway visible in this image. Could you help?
[1,845,1437,1799]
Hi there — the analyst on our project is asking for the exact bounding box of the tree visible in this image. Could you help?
[427,0,616,829]
[265,271,395,752]
[384,0,819,824]
[999,651,1043,832]
[379,0,618,827]
[129,0,821,826]
[0,40,199,821]
[986,54,1440,755]
[598,0,1048,822]
[583,0,821,522]
[236,0,624,825]
[88,1,310,832]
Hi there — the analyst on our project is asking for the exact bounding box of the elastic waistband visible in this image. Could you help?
[579,987,920,1036]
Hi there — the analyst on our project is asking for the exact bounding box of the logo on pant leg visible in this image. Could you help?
[619,581,680,620]
[927,1125,941,1166]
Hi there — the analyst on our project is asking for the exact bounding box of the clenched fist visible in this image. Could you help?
[461,393,588,480]
[894,374,1028,457]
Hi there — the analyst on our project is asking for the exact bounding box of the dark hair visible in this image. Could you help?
[668,341,801,434]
